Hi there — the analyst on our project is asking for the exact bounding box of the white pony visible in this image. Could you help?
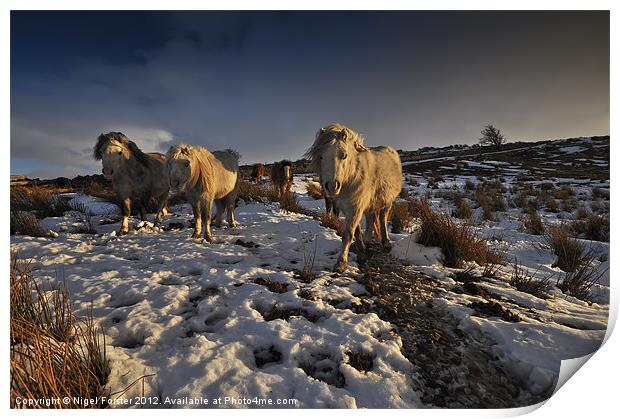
[166,144,240,242]
[93,132,170,234]
[304,124,403,272]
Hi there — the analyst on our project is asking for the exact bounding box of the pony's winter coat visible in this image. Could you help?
[166,144,240,242]
[93,132,170,234]
[270,160,294,196]
[304,123,403,272]
[250,164,265,183]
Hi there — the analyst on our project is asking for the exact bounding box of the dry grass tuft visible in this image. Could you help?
[390,201,413,233]
[524,207,545,235]
[546,225,586,272]
[416,200,503,268]
[572,212,609,242]
[452,198,473,220]
[10,254,110,408]
[238,180,279,203]
[279,191,302,213]
[509,258,552,299]
[10,212,50,237]
[305,182,324,200]
[11,186,72,218]
[298,236,318,283]
[556,254,606,301]
[318,212,344,236]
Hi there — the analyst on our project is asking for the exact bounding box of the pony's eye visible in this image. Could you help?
[342,153,348,160]
[184,161,190,167]
[319,156,323,161]
[117,151,122,155]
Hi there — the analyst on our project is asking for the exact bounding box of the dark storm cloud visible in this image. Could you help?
[11,11,609,178]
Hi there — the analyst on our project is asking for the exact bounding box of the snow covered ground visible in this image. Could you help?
[10,137,610,408]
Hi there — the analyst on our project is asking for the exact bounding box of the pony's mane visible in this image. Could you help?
[93,132,151,167]
[302,123,366,170]
[167,144,217,191]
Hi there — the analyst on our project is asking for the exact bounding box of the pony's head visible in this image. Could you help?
[93,132,148,179]
[303,124,367,197]
[166,144,194,191]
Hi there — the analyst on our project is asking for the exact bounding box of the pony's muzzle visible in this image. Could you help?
[324,180,341,196]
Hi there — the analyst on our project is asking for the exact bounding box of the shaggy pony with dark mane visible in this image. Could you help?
[93,132,170,234]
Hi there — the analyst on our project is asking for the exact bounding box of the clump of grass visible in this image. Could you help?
[538,195,558,213]
[305,182,324,200]
[590,200,607,213]
[279,191,302,213]
[540,182,555,191]
[509,258,552,299]
[524,207,545,235]
[238,180,279,203]
[513,191,529,210]
[452,197,473,220]
[572,212,609,242]
[318,212,344,236]
[553,185,574,200]
[464,180,475,191]
[11,186,72,218]
[546,225,586,272]
[591,187,609,200]
[390,201,413,233]
[556,254,606,301]
[489,190,507,212]
[416,200,502,268]
[299,236,318,283]
[10,254,110,408]
[70,201,98,234]
[10,212,50,238]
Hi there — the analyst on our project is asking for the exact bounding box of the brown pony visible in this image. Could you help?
[250,163,265,183]
[270,160,294,196]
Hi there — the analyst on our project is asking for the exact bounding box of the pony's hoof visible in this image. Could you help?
[333,260,348,274]
[204,236,213,244]
[192,233,202,240]
[118,229,129,236]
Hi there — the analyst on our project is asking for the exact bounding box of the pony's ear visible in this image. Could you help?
[181,146,190,155]
[353,138,368,152]
[339,129,347,140]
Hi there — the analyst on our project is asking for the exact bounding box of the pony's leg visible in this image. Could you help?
[155,193,168,224]
[203,199,213,243]
[325,197,333,215]
[379,208,391,250]
[226,199,237,228]
[213,199,225,228]
[353,224,366,253]
[334,210,363,273]
[137,200,147,222]
[363,212,376,244]
[120,197,131,235]
[192,201,202,239]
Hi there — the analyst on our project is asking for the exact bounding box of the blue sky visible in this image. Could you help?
[11,11,609,178]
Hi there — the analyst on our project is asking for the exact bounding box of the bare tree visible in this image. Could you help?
[478,124,505,150]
